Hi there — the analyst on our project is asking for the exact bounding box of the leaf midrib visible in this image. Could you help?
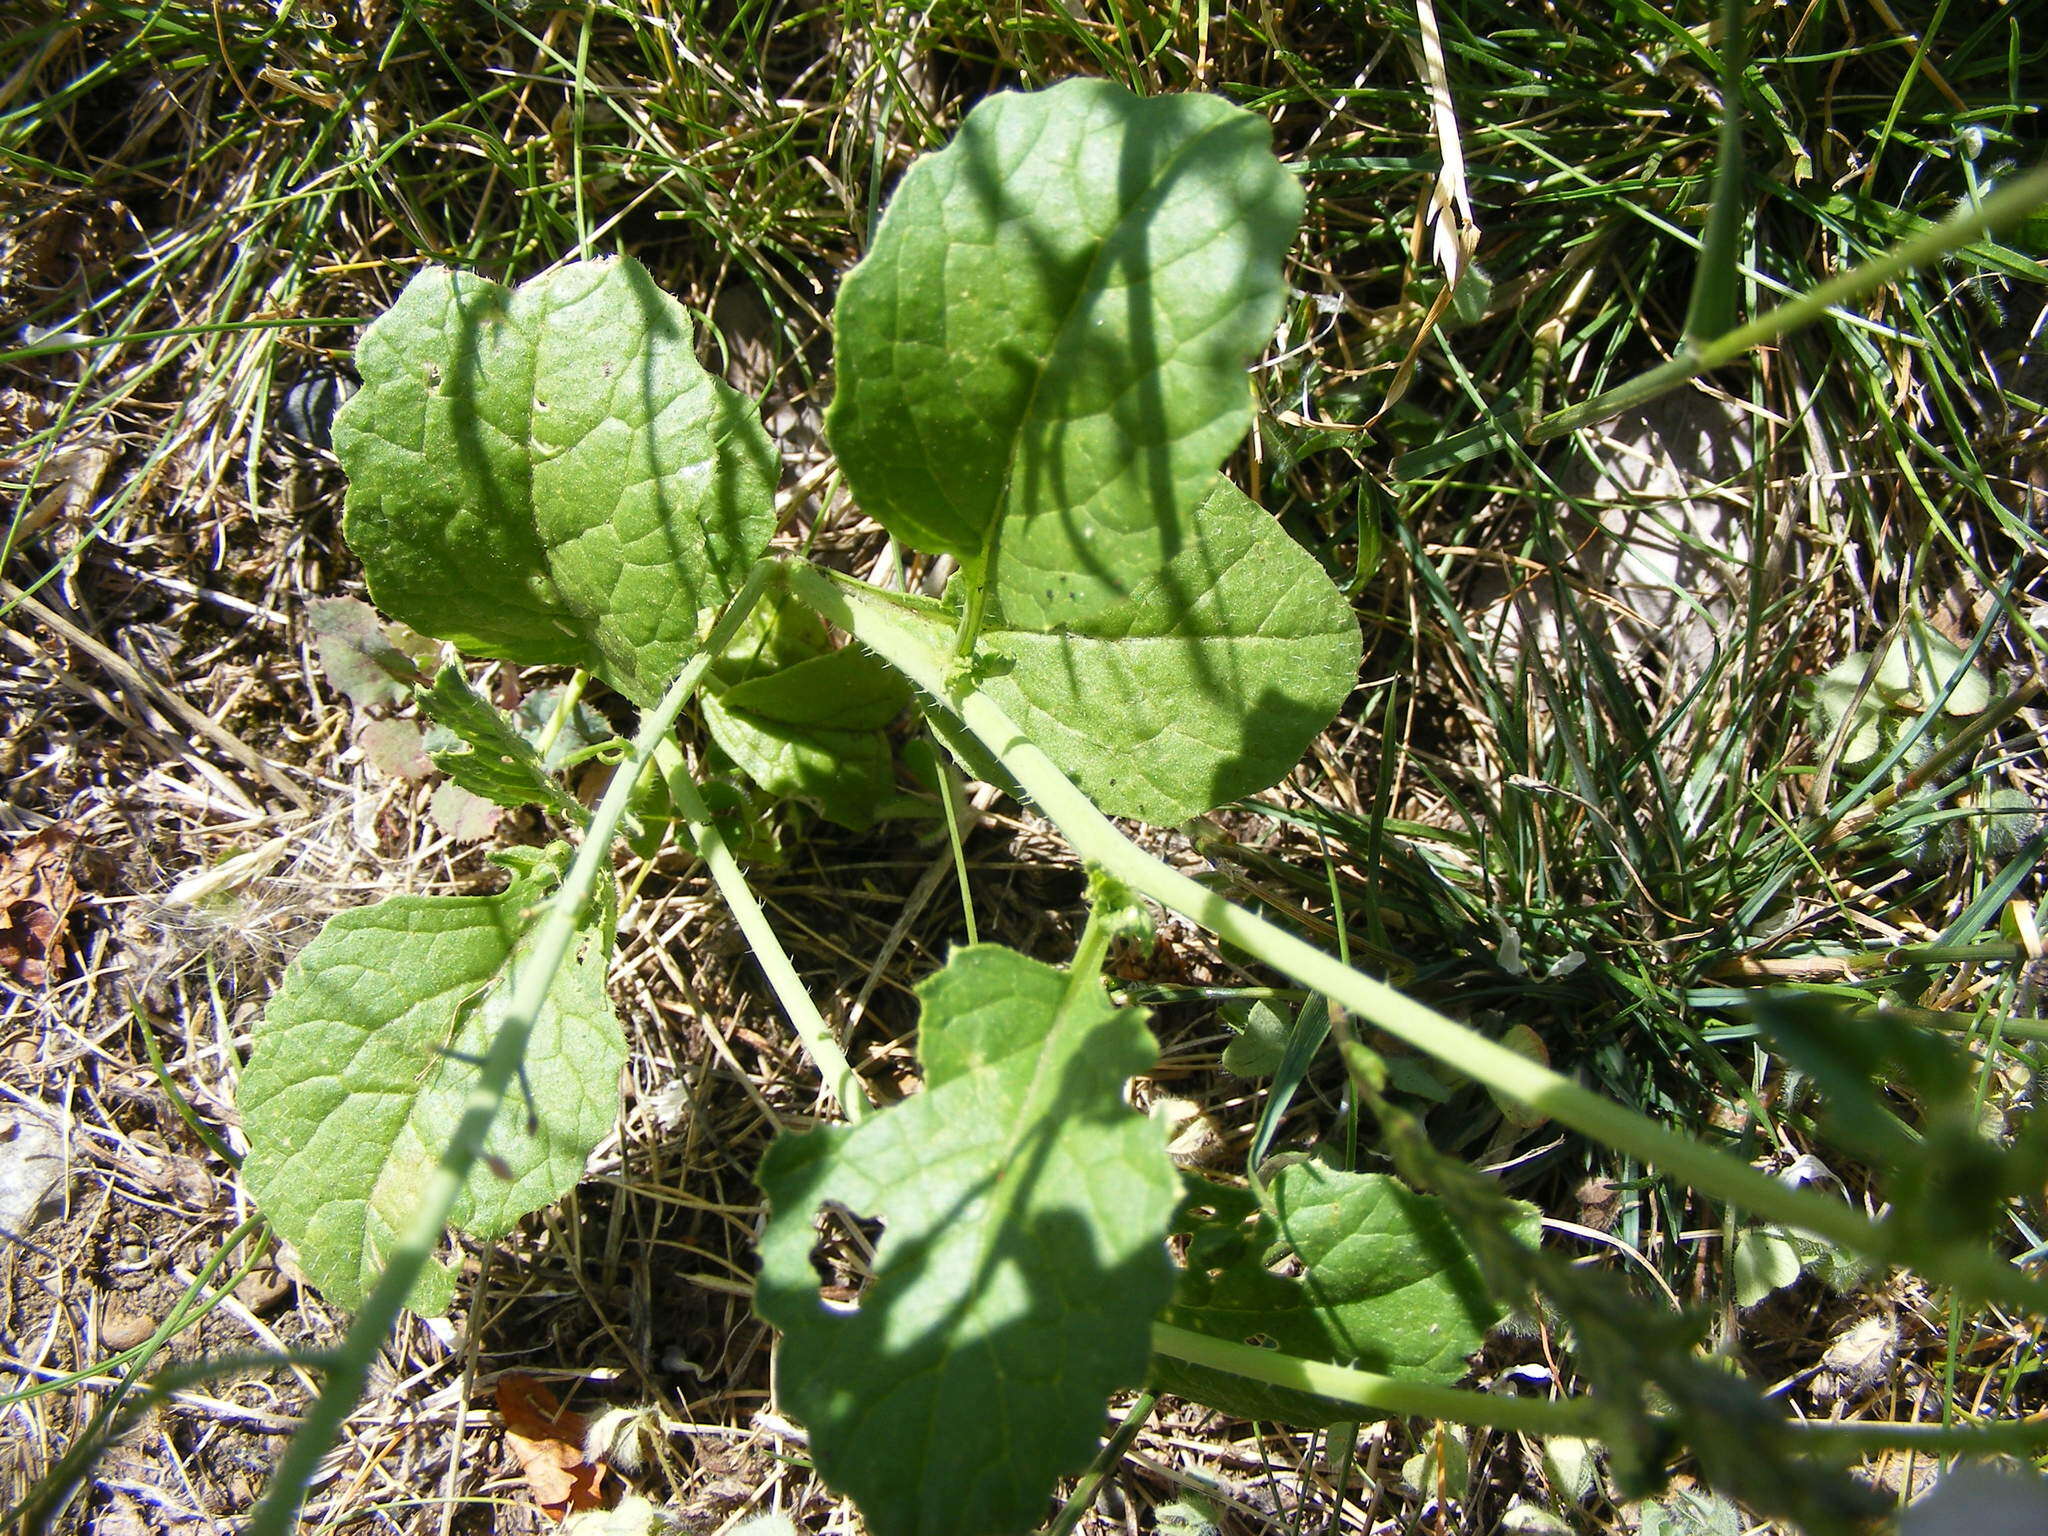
[978,106,1241,607]
[918,961,1129,1503]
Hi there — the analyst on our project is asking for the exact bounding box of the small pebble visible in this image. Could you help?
[101,1304,156,1350]
[235,1263,293,1316]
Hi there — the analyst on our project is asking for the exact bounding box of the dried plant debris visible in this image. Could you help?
[0,822,82,988]
[498,1372,613,1521]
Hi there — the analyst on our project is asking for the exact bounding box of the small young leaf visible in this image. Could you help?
[514,685,615,769]
[828,80,1302,626]
[1220,999,1290,1079]
[1877,616,1990,716]
[239,844,625,1313]
[333,256,776,706]
[429,781,505,843]
[1732,1224,1806,1308]
[358,717,431,780]
[699,593,913,828]
[753,945,1181,1536]
[416,663,588,822]
[1808,656,1887,768]
[700,693,897,830]
[1155,1163,1534,1427]
[1636,1487,1744,1536]
[308,595,430,711]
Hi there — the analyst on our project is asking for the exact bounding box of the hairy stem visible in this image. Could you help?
[786,560,2048,1318]
[1152,1325,1592,1434]
[652,736,872,1121]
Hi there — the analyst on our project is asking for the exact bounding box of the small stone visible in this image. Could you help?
[234,1262,293,1315]
[0,1106,67,1235]
[101,1304,156,1351]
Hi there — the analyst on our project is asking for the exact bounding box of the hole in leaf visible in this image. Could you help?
[806,1202,882,1312]
[1244,1333,1278,1350]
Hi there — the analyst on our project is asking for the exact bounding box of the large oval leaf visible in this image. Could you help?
[870,477,1357,823]
[239,846,623,1314]
[1155,1164,1537,1427]
[827,79,1302,630]
[754,945,1181,1536]
[334,256,777,706]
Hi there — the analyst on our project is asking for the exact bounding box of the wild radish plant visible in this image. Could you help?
[234,80,2048,1536]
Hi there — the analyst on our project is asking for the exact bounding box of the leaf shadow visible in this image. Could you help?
[756,1001,1175,1536]
[941,91,1264,706]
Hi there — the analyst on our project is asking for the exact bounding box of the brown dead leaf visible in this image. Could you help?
[1811,1310,1899,1406]
[0,823,82,987]
[1573,1176,1620,1233]
[498,1373,610,1520]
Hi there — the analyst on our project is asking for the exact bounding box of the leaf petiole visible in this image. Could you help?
[1151,1324,1592,1435]
[651,733,873,1121]
[783,557,2048,1319]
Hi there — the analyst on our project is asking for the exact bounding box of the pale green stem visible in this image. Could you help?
[1157,1323,2048,1454]
[935,744,980,946]
[245,561,774,1536]
[532,668,589,761]
[651,736,872,1121]
[1530,161,2048,443]
[950,554,991,661]
[1152,1324,1593,1435]
[785,561,2048,1318]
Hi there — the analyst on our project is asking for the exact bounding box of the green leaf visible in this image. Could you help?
[701,592,913,829]
[1637,1487,1744,1536]
[753,944,1181,1536]
[333,255,777,706]
[239,844,624,1314]
[717,645,910,732]
[824,82,1356,820]
[700,692,896,830]
[1885,615,1990,716]
[512,685,615,770]
[1155,1163,1533,1428]
[1808,656,1888,768]
[416,664,589,822]
[1220,999,1290,1079]
[877,477,1358,822]
[1732,1224,1806,1308]
[827,79,1302,630]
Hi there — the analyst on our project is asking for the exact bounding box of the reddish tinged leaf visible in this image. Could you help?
[308,595,428,711]
[498,1373,609,1520]
[429,780,504,842]
[0,824,81,988]
[358,717,431,780]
